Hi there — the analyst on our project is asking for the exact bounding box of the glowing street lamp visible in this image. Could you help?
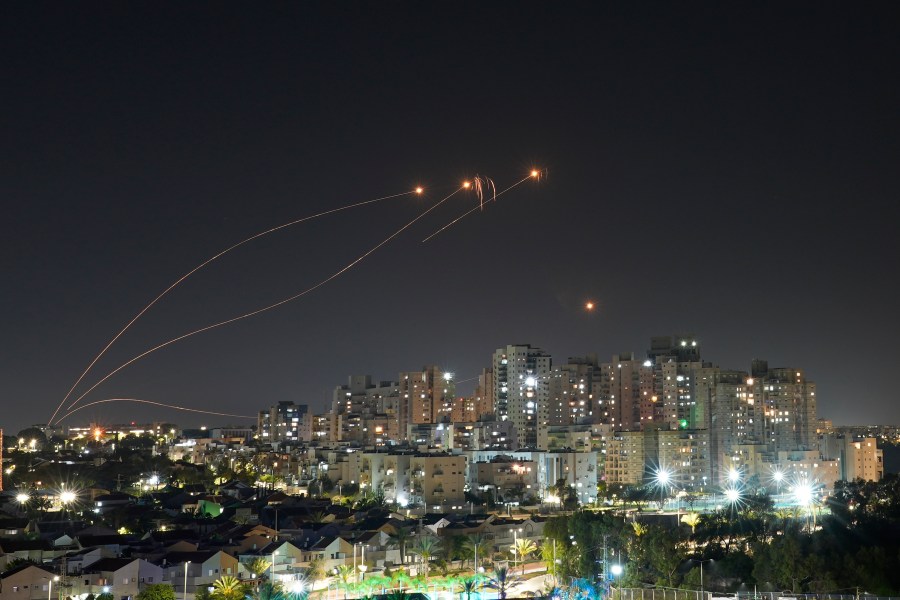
[654,468,672,487]
[727,469,741,484]
[771,469,785,496]
[48,575,59,600]
[793,482,813,506]
[724,487,741,505]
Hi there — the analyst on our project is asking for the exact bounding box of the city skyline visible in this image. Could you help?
[12,334,841,434]
[3,4,899,431]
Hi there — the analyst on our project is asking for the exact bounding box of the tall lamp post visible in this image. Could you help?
[48,575,59,600]
[183,561,190,600]
[691,559,713,595]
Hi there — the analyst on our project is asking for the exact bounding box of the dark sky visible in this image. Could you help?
[2,3,899,433]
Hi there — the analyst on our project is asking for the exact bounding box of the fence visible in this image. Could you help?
[734,594,900,600]
[613,590,900,600]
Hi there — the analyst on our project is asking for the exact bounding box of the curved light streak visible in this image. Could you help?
[54,187,464,423]
[56,397,256,424]
[49,188,421,426]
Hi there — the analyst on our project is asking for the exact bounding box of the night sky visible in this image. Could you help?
[3,3,899,433]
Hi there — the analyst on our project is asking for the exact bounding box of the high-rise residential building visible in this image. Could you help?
[332,375,402,443]
[492,344,552,449]
[647,335,710,431]
[547,355,600,426]
[450,396,477,423]
[401,366,454,425]
[473,368,495,420]
[258,401,311,444]
[700,369,765,482]
[596,353,654,431]
[750,360,817,452]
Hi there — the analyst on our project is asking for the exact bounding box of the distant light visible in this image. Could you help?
[443,372,453,381]
[680,341,687,347]
[724,488,741,503]
[610,564,624,576]
[525,376,537,387]
[60,490,77,504]
[772,470,784,482]
[585,301,595,311]
[728,469,741,482]
[530,169,539,178]
[415,186,424,194]
[746,378,754,386]
[16,493,29,504]
[643,360,652,367]
[463,181,471,189]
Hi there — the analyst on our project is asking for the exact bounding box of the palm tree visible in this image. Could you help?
[212,575,247,600]
[245,558,273,585]
[512,538,537,575]
[680,512,701,535]
[461,577,480,600]
[335,565,355,600]
[485,567,519,600]
[410,535,442,582]
[388,526,414,565]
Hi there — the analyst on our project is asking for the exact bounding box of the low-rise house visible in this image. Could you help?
[81,558,165,600]
[0,563,57,600]
[162,550,238,596]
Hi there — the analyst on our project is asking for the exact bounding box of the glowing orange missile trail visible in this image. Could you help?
[48,187,421,426]
[421,171,539,242]
[55,398,257,424]
[56,186,467,422]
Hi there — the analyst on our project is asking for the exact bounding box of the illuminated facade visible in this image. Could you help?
[492,344,552,449]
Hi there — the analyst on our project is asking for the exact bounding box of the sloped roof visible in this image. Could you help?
[82,558,136,573]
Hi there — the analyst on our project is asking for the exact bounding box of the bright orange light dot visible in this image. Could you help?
[585,301,595,311]
[415,187,423,194]
[463,181,471,189]
[531,169,539,177]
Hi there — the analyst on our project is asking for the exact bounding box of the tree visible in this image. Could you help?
[246,583,284,600]
[410,535,442,582]
[335,565,355,600]
[680,512,701,535]
[136,584,176,600]
[388,526,414,565]
[512,538,537,575]
[485,567,519,600]
[305,557,325,585]
[212,576,247,600]
[461,577,480,600]
[245,558,272,584]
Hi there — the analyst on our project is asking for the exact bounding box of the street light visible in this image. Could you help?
[691,559,713,594]
[48,575,59,600]
[183,561,190,600]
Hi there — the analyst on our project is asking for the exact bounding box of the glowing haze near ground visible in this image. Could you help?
[1,3,898,430]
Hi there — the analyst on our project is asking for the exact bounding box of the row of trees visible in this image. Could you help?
[541,474,900,595]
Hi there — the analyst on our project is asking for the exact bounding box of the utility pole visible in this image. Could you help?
[602,534,609,591]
